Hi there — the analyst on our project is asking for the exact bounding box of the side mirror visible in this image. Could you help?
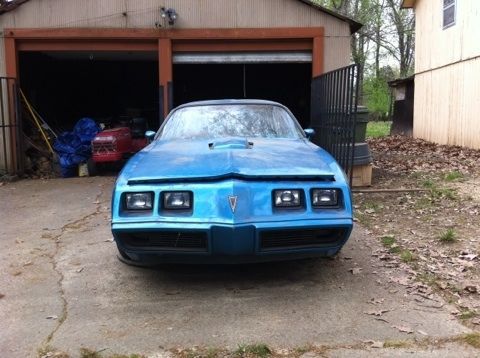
[145,130,156,142]
[304,128,315,140]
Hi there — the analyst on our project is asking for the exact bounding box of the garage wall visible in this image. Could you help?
[0,0,352,75]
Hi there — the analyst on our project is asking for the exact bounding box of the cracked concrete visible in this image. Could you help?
[1,177,478,357]
[43,183,106,346]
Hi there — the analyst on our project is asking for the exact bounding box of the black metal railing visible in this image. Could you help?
[310,64,359,184]
[0,77,22,176]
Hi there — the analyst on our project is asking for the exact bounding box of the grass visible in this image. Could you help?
[383,340,411,348]
[381,235,401,253]
[234,344,271,357]
[366,121,392,138]
[381,235,396,247]
[461,333,480,348]
[400,250,415,263]
[38,346,70,358]
[459,310,477,320]
[80,348,103,358]
[439,228,457,243]
[444,171,464,181]
[422,179,458,201]
[422,179,435,188]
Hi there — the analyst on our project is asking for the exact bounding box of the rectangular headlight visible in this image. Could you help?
[273,189,302,207]
[163,191,192,210]
[125,192,153,210]
[311,189,339,207]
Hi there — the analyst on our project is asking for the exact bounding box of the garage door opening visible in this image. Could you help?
[173,62,312,128]
[18,51,159,133]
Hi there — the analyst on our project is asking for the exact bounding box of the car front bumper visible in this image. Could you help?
[112,219,353,264]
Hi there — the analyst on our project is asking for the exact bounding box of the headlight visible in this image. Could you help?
[273,189,302,207]
[311,189,339,207]
[125,192,153,210]
[163,191,192,210]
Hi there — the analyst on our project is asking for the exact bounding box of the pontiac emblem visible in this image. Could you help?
[228,195,238,213]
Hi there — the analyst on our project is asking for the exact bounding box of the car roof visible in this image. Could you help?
[175,99,287,110]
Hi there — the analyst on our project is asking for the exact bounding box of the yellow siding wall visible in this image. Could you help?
[414,0,480,148]
[415,0,480,73]
[414,58,480,149]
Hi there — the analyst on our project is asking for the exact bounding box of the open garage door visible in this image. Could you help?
[18,51,159,134]
[172,51,312,128]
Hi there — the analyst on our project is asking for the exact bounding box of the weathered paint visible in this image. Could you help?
[0,0,354,172]
[412,0,480,149]
[0,0,351,75]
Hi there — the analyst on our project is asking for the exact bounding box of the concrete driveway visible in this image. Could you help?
[0,177,477,357]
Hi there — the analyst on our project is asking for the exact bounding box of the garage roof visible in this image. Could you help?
[0,0,362,33]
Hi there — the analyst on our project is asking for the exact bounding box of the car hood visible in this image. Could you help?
[120,137,343,184]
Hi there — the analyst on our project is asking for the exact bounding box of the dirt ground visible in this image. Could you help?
[1,136,480,358]
[355,136,480,330]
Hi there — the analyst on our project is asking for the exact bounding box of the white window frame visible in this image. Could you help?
[443,0,456,29]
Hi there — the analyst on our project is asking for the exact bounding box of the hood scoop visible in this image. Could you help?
[208,137,253,150]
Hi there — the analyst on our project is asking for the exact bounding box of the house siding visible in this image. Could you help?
[413,0,480,149]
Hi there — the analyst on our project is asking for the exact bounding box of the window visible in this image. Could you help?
[443,0,456,29]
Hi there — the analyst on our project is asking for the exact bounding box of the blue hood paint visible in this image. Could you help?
[119,137,343,184]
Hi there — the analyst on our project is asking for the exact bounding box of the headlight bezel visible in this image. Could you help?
[310,188,341,208]
[272,189,305,209]
[124,192,154,211]
[162,191,193,210]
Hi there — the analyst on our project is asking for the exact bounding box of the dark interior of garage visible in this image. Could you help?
[18,53,312,133]
[19,51,159,133]
[173,63,312,128]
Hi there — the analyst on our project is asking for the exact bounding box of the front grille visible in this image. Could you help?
[120,231,208,252]
[260,228,345,251]
[93,142,116,153]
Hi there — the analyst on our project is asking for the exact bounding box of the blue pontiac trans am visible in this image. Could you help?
[111,99,353,264]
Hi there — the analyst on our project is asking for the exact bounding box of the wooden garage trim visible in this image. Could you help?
[172,39,313,53]
[4,26,324,162]
[5,27,324,76]
[4,27,324,40]
[16,39,158,52]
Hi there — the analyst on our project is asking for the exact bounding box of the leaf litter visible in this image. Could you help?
[356,136,480,327]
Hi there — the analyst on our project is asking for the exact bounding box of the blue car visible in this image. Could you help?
[111,100,353,264]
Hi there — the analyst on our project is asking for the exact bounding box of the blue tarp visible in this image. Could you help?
[53,118,100,177]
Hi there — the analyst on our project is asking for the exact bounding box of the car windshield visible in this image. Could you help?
[158,104,304,140]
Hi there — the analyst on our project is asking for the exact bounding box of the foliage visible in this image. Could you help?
[439,228,456,243]
[311,0,415,103]
[234,344,272,357]
[366,121,391,138]
[363,75,390,120]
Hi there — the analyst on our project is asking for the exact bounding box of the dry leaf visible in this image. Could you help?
[349,267,362,275]
[369,297,385,305]
[392,325,413,334]
[364,309,390,316]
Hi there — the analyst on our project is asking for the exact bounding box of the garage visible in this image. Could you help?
[172,51,312,126]
[19,51,159,132]
[0,0,361,175]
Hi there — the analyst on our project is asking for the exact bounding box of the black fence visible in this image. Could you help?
[0,77,22,176]
[310,64,359,184]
